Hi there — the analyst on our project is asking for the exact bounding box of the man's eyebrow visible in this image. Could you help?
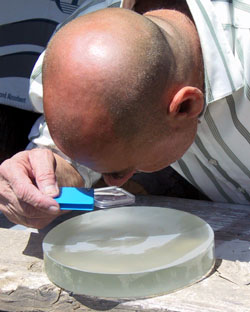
[102,170,130,179]
[103,171,126,177]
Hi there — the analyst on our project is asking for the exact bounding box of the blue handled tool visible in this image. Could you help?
[55,187,94,211]
[55,186,135,211]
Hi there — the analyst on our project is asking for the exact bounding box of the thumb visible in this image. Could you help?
[28,148,59,197]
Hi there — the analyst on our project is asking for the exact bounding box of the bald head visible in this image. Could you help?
[43,8,176,163]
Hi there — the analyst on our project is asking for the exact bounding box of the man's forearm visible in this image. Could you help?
[54,153,85,187]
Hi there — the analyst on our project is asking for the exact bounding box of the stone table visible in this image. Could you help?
[0,195,249,312]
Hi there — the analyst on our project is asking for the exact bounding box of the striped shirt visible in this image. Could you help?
[29,0,250,203]
[172,0,250,204]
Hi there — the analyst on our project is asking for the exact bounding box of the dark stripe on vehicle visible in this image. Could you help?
[0,52,40,78]
[0,19,58,47]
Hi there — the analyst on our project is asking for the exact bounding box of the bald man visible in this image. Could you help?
[1,0,250,228]
[43,7,203,185]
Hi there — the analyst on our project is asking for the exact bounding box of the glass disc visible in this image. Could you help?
[43,206,215,298]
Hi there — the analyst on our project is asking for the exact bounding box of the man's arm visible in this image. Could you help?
[54,152,84,187]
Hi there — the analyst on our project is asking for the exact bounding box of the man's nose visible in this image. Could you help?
[103,171,135,187]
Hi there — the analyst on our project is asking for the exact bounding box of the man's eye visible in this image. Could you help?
[104,172,126,180]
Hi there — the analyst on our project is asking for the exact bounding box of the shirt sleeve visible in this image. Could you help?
[29,51,45,113]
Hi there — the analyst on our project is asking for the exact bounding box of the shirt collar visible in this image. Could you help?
[120,0,135,9]
[186,0,243,104]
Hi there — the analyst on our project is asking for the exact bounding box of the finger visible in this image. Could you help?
[0,187,66,228]
[5,210,59,229]
[23,216,58,229]
[1,155,60,215]
[28,148,59,197]
[0,186,67,229]
[8,205,69,229]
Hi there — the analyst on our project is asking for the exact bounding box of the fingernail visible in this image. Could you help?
[44,185,58,196]
[48,205,60,213]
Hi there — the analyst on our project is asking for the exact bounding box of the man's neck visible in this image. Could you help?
[143,7,204,92]
[133,0,193,20]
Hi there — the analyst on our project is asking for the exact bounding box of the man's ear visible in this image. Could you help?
[168,86,204,119]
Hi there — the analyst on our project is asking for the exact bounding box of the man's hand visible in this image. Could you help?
[0,148,83,229]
